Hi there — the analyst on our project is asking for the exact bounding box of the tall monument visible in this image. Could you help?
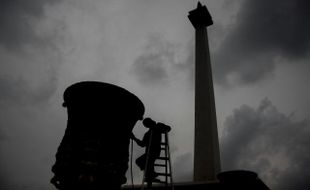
[188,2,221,182]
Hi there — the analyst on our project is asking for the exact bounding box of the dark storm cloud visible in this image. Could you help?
[0,175,9,190]
[0,0,60,51]
[221,98,310,190]
[214,0,310,85]
[0,127,7,142]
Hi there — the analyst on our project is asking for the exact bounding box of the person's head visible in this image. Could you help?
[143,118,156,129]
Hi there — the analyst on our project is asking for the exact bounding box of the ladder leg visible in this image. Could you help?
[141,131,153,190]
[165,133,168,186]
[166,133,174,190]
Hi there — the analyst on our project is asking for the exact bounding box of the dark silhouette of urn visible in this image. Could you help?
[51,81,145,190]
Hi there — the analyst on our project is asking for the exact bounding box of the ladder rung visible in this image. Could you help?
[153,180,167,184]
[154,163,166,167]
[157,157,169,161]
[157,172,171,177]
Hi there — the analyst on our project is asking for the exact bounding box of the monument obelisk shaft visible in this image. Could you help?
[188,2,221,182]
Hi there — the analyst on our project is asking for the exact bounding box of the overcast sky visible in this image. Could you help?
[1,0,310,189]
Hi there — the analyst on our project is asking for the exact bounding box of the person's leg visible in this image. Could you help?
[145,157,155,186]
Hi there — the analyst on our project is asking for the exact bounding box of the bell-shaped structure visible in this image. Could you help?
[51,81,145,190]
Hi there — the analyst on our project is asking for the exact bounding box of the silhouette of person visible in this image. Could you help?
[131,118,171,186]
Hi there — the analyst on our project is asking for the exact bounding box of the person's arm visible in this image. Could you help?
[130,133,146,147]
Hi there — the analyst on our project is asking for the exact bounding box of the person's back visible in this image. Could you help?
[147,127,162,159]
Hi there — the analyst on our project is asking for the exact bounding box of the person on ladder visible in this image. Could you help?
[130,118,171,186]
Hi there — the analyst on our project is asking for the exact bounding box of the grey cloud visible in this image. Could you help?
[132,34,192,85]
[221,98,310,190]
[0,0,60,51]
[173,153,193,182]
[0,77,26,104]
[133,53,169,85]
[0,74,57,106]
[132,35,175,85]
[213,0,310,85]
[178,41,195,87]
[0,0,64,106]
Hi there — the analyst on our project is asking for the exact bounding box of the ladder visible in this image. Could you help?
[141,131,174,190]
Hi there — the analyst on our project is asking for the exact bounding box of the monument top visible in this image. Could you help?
[188,2,213,29]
